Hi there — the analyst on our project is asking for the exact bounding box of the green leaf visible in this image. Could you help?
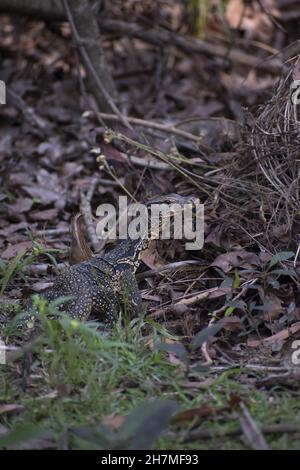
[270,268,296,277]
[147,319,179,340]
[0,425,50,449]
[118,400,179,450]
[233,269,240,289]
[71,424,115,450]
[191,320,225,350]
[224,306,235,317]
[155,341,188,364]
[269,251,294,269]
[0,250,26,297]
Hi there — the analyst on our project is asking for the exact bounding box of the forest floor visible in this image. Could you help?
[1,1,300,450]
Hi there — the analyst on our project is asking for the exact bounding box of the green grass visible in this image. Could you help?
[1,297,300,449]
[1,251,300,450]
[0,241,62,299]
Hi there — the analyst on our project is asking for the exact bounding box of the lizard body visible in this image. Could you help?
[25,194,197,325]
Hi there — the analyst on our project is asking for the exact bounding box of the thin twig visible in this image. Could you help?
[7,88,50,135]
[210,364,289,372]
[239,401,270,450]
[136,260,203,280]
[97,112,208,147]
[180,422,300,442]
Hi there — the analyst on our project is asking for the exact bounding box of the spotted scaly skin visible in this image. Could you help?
[33,238,148,326]
[25,194,197,325]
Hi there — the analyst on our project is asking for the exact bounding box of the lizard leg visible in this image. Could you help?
[64,294,93,322]
[91,286,120,326]
[119,270,143,319]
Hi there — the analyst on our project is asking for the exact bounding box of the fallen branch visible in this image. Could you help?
[96,112,207,147]
[210,364,289,373]
[147,286,231,319]
[136,260,203,280]
[102,19,283,75]
[248,321,300,347]
[0,2,283,74]
[180,422,300,442]
[176,286,231,306]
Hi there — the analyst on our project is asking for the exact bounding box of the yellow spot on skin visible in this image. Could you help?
[70,319,80,329]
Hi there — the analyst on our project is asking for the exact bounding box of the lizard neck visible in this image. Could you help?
[102,210,164,270]
[103,237,151,271]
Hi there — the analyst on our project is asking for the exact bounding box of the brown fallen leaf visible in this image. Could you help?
[9,172,33,186]
[103,414,125,431]
[262,293,284,321]
[6,197,33,214]
[211,250,260,273]
[23,185,62,205]
[2,241,32,259]
[0,404,24,415]
[140,240,160,269]
[0,222,28,237]
[223,316,243,332]
[29,208,59,221]
[98,140,128,163]
[30,282,53,292]
[171,404,217,425]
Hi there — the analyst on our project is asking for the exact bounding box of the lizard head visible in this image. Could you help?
[145,193,199,207]
[115,193,200,269]
[144,193,200,240]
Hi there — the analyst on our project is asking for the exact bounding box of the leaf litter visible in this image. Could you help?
[1,0,300,449]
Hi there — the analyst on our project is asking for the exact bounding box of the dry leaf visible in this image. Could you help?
[211,250,260,273]
[2,241,32,259]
